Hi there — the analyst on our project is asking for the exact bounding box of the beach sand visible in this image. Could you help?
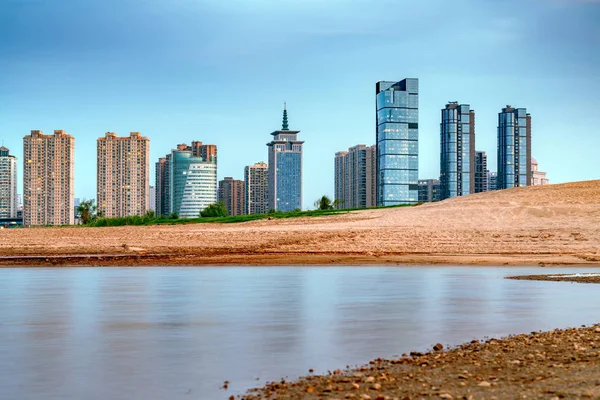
[1,180,599,267]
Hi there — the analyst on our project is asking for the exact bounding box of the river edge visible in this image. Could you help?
[239,274,600,399]
[241,323,600,399]
[1,252,600,267]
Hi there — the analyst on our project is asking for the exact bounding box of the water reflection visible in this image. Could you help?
[1,266,599,400]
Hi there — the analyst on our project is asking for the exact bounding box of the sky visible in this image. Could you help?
[1,0,599,208]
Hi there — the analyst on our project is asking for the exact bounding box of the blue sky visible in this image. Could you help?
[1,0,598,207]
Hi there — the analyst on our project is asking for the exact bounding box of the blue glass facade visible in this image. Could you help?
[497,106,531,189]
[440,103,475,199]
[376,79,419,206]
[170,151,217,218]
[267,107,304,212]
[155,143,218,218]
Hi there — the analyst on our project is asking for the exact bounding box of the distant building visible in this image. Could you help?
[155,157,169,216]
[475,151,488,193]
[487,171,498,191]
[218,177,245,216]
[155,142,217,218]
[531,158,549,186]
[23,130,74,226]
[267,104,304,212]
[190,141,217,163]
[0,146,18,219]
[334,151,347,209]
[97,132,150,218]
[245,162,269,215]
[498,106,531,189]
[418,179,441,203]
[148,186,156,212]
[16,194,23,217]
[74,197,81,222]
[334,144,376,209]
[376,78,419,206]
[440,102,475,199]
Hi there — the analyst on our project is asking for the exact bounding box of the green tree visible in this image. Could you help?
[169,212,179,220]
[200,202,228,218]
[314,195,333,210]
[76,199,97,225]
[332,199,344,209]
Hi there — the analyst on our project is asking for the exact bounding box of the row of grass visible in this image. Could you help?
[84,203,418,228]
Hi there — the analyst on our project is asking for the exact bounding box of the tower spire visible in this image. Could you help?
[282,102,289,130]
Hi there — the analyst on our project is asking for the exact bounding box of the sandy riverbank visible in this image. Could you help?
[241,324,600,399]
[1,180,599,267]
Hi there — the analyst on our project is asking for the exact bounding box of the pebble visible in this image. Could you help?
[478,381,491,387]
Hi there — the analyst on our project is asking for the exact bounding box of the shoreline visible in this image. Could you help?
[2,181,598,269]
[242,323,600,399]
[1,251,600,267]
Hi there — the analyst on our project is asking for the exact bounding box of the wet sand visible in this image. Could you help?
[1,180,599,267]
[509,273,600,284]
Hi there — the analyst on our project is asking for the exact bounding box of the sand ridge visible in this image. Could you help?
[1,180,599,266]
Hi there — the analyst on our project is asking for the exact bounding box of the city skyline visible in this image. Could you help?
[1,0,598,205]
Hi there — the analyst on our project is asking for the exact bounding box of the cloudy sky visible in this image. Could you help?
[1,0,598,206]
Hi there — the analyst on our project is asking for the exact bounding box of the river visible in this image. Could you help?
[1,266,599,399]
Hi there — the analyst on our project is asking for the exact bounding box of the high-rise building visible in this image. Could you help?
[498,106,531,189]
[334,145,376,209]
[218,177,245,216]
[334,151,347,209]
[23,130,75,226]
[0,146,18,219]
[376,79,419,206]
[475,151,488,193]
[244,162,269,215]
[531,158,550,186]
[148,186,156,212]
[267,104,304,212]
[155,142,218,218]
[418,179,441,203]
[191,141,217,163]
[440,102,475,200]
[155,157,169,216]
[487,171,498,191]
[97,132,150,218]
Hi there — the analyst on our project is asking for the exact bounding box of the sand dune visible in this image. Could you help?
[1,180,599,266]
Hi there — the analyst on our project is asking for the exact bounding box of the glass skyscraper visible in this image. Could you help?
[267,105,304,212]
[497,106,531,189]
[155,142,217,218]
[440,102,475,199]
[375,79,419,206]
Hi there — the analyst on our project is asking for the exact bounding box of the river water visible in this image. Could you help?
[1,266,599,400]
